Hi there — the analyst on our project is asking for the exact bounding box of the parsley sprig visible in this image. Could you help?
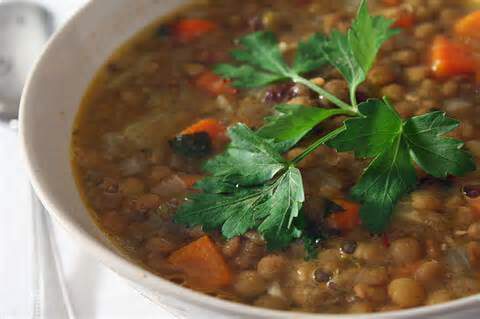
[175,0,475,252]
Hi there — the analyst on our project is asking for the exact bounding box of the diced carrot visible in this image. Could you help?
[327,199,361,232]
[174,19,217,42]
[382,233,391,248]
[431,36,477,78]
[392,12,415,29]
[195,71,237,96]
[383,0,402,6]
[180,118,227,141]
[467,198,480,219]
[455,11,480,39]
[168,236,232,290]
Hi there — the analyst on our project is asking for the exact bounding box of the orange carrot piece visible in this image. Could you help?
[195,71,237,96]
[431,36,477,78]
[382,0,401,6]
[455,11,480,39]
[180,118,227,141]
[467,198,480,219]
[174,19,218,42]
[168,236,232,290]
[327,199,361,231]
[392,12,415,29]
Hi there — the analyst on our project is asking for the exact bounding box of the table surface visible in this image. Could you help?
[0,0,176,318]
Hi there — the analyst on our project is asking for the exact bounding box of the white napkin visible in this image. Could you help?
[0,1,176,318]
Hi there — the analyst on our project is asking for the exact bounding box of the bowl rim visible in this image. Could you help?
[18,0,480,318]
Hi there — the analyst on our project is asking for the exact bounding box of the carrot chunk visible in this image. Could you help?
[455,11,480,39]
[392,12,415,29]
[467,197,480,219]
[174,19,218,42]
[180,118,227,141]
[382,0,401,6]
[431,36,477,78]
[327,199,361,231]
[195,71,237,96]
[168,236,232,290]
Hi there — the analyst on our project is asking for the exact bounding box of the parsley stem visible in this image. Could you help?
[350,89,358,111]
[291,75,356,114]
[291,126,347,165]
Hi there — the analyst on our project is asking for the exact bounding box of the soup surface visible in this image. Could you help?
[72,0,480,314]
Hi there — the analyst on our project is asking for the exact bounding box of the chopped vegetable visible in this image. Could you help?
[382,0,401,6]
[169,132,212,157]
[465,192,480,218]
[431,36,477,78]
[195,71,237,96]
[392,12,415,29]
[454,11,480,39]
[180,118,227,141]
[174,19,218,42]
[327,199,361,231]
[168,236,232,289]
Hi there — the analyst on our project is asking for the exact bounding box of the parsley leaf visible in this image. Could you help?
[257,104,348,151]
[351,135,416,232]
[319,0,398,106]
[257,167,305,250]
[403,112,475,177]
[202,124,286,187]
[329,99,475,233]
[175,124,306,249]
[214,32,289,89]
[215,31,326,89]
[293,33,329,74]
[327,99,402,157]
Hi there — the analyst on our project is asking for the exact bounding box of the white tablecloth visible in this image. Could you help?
[0,1,176,318]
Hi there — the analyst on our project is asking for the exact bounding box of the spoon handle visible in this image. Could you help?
[31,188,76,319]
[0,2,53,120]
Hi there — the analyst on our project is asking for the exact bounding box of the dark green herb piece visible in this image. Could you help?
[317,1,398,107]
[169,132,212,157]
[201,124,286,187]
[155,25,172,38]
[403,112,475,177]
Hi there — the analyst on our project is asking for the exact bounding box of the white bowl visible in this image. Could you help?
[19,0,480,318]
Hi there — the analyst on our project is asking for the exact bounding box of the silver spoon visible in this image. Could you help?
[0,2,75,318]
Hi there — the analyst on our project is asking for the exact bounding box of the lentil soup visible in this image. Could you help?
[72,0,480,314]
